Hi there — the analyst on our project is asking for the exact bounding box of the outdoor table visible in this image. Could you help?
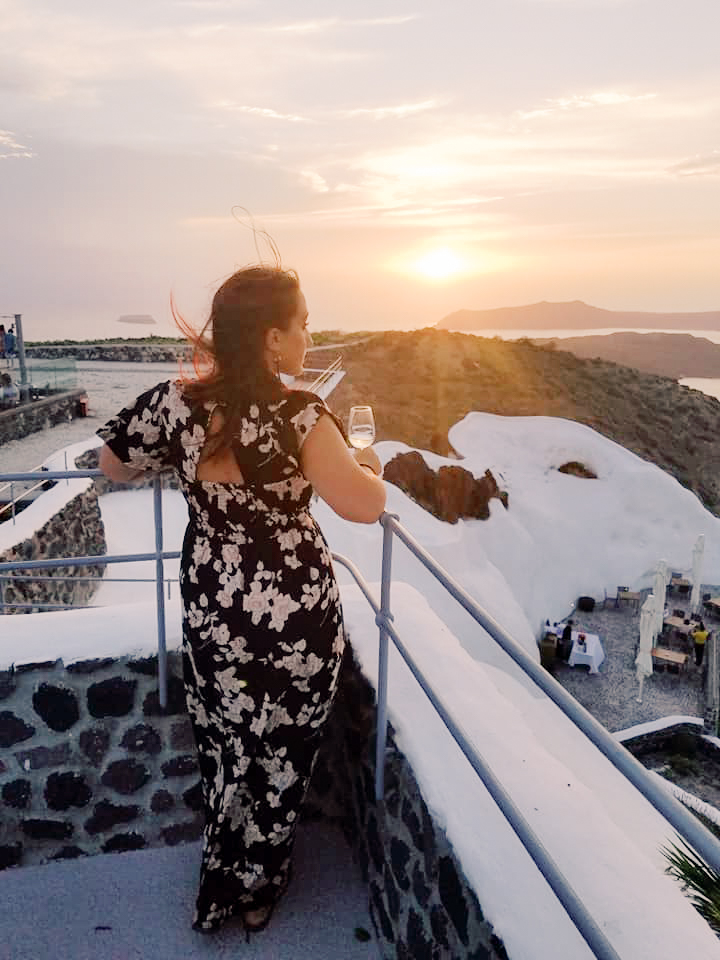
[663,616,700,637]
[617,589,641,610]
[652,647,688,671]
[568,631,604,674]
[670,576,690,589]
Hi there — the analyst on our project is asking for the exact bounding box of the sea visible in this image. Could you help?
[2,326,720,473]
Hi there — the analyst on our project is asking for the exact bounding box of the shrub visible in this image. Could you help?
[662,838,720,934]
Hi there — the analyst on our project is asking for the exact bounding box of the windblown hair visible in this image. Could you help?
[174,265,300,457]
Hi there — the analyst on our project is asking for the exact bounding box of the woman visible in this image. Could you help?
[97,266,385,934]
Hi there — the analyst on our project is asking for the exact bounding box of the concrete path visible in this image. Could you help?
[0,820,380,960]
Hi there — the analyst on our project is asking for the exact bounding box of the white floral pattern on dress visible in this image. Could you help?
[97,379,346,932]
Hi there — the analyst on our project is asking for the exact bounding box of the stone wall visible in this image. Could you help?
[0,642,509,959]
[1,449,181,615]
[0,651,202,869]
[0,389,88,446]
[311,652,509,960]
[0,485,106,614]
[26,345,189,363]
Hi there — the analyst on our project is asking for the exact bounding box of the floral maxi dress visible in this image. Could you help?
[98,380,346,931]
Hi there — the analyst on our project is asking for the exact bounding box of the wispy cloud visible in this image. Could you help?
[0,129,34,159]
[669,150,720,177]
[212,102,313,123]
[517,91,656,121]
[267,15,417,34]
[255,194,505,229]
[340,99,442,120]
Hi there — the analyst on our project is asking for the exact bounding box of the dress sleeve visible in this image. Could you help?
[288,391,346,451]
[96,380,178,472]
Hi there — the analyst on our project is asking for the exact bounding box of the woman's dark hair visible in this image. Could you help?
[174,265,300,456]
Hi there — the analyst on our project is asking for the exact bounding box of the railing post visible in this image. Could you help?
[153,476,168,710]
[375,513,397,803]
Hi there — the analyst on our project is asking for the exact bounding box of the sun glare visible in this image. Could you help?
[412,247,465,280]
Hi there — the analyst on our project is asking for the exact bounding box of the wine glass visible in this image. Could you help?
[348,405,375,449]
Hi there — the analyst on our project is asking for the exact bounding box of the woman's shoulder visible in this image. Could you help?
[272,388,326,417]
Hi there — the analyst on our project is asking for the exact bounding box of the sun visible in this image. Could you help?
[411,247,465,280]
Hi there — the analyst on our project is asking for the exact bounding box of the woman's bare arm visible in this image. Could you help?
[300,415,386,523]
[98,444,146,484]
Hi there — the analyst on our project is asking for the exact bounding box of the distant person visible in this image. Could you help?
[0,324,5,361]
[691,621,709,667]
[4,325,16,364]
[0,372,18,409]
[97,264,385,934]
[558,619,574,661]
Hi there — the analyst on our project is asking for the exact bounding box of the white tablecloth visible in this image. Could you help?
[568,631,605,674]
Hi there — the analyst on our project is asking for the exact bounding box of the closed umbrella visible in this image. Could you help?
[690,534,705,615]
[653,560,667,640]
[636,595,655,703]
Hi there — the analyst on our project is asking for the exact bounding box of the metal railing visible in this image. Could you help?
[3,470,720,958]
[308,355,342,391]
[0,452,75,525]
[0,469,179,709]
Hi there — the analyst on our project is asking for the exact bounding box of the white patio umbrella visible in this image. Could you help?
[636,594,655,703]
[653,560,668,640]
[690,534,705,615]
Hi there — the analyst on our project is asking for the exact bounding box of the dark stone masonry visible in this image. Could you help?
[25,344,188,364]
[0,388,88,446]
[0,652,204,866]
[0,485,106,614]
[0,643,509,959]
[305,651,509,959]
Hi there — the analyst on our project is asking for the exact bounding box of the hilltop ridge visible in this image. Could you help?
[438,301,720,331]
[310,328,720,516]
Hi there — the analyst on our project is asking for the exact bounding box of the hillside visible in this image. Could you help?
[534,332,720,379]
[310,329,720,516]
[437,301,720,331]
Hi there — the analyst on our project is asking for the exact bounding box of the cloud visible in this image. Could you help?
[300,170,330,193]
[0,129,34,159]
[211,102,313,123]
[340,99,442,120]
[517,91,656,121]
[669,150,720,177]
[255,194,505,230]
[266,15,417,34]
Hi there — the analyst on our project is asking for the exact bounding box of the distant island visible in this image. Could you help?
[437,301,720,331]
[534,332,720,380]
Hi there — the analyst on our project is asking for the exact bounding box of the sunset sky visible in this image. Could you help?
[1,0,719,339]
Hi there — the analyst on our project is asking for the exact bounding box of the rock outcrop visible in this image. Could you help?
[384,452,508,523]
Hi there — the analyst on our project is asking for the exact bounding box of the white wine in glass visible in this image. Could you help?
[348,405,376,449]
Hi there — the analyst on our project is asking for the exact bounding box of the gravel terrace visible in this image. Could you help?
[549,585,720,809]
